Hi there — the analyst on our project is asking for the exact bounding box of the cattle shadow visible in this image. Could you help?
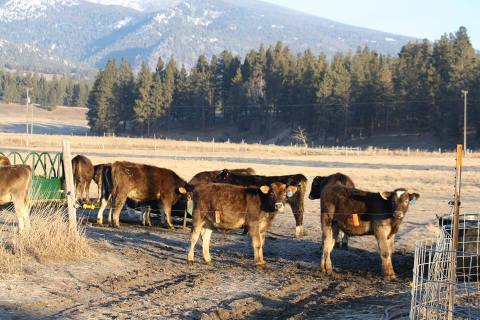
[0,306,41,320]
[179,286,410,319]
[84,221,414,280]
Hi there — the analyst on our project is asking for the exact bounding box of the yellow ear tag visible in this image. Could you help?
[260,185,270,194]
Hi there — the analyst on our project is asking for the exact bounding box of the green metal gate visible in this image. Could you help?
[0,151,65,201]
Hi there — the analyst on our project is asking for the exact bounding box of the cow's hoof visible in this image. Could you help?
[295,226,306,238]
[187,260,194,265]
[321,267,333,275]
[255,263,266,269]
[205,260,212,266]
[383,274,396,281]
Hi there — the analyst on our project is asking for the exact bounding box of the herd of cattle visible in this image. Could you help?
[0,154,420,280]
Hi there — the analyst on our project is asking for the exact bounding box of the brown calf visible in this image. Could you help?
[0,165,32,233]
[72,155,94,204]
[108,161,193,228]
[187,182,297,266]
[320,184,419,280]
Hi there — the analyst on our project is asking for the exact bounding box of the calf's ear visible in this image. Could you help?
[380,191,392,200]
[287,186,298,197]
[409,193,420,200]
[178,187,187,194]
[260,185,270,194]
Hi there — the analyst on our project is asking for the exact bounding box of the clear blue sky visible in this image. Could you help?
[263,0,479,49]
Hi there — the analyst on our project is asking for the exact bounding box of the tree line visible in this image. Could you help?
[52,27,480,143]
[0,70,90,108]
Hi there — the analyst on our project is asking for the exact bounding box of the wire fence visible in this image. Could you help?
[1,132,476,158]
[410,213,480,319]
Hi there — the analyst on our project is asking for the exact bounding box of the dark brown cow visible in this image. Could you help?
[107,161,193,228]
[189,168,255,186]
[320,185,419,280]
[187,182,298,266]
[95,163,185,227]
[309,172,355,249]
[72,155,94,204]
[214,170,308,238]
[0,165,32,233]
[0,155,11,166]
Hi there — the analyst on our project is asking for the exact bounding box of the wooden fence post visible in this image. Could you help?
[62,140,77,230]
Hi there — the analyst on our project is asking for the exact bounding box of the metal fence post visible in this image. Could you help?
[62,140,77,231]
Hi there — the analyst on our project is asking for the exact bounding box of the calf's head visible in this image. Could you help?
[258,182,298,213]
[379,189,420,219]
[308,176,328,200]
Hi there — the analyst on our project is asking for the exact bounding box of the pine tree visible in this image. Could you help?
[86,59,117,134]
[134,62,153,135]
[114,58,135,133]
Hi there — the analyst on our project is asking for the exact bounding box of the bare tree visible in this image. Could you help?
[291,127,308,150]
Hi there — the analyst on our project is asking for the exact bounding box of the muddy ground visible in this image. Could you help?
[1,148,476,319]
[0,212,415,320]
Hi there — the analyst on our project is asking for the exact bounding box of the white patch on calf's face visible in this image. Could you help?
[178,187,187,194]
[275,202,285,212]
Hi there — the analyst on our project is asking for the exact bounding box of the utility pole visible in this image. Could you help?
[27,88,33,135]
[462,90,468,154]
[25,87,29,146]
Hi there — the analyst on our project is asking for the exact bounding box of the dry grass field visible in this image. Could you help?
[0,133,479,319]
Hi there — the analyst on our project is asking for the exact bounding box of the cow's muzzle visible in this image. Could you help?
[308,195,314,200]
[275,203,285,212]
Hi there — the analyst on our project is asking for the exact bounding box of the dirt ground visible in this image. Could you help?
[1,145,479,319]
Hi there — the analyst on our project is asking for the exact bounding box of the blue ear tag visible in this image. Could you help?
[287,191,293,198]
[409,198,416,205]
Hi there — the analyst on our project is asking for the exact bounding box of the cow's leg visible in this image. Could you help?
[85,180,92,204]
[142,206,152,227]
[13,196,29,234]
[321,213,335,274]
[250,226,265,267]
[96,197,108,224]
[187,220,204,264]
[161,199,174,229]
[201,228,213,264]
[340,232,349,250]
[333,222,348,249]
[375,227,395,280]
[111,193,127,228]
[75,180,83,204]
[289,200,305,238]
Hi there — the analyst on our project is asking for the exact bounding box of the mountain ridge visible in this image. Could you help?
[0,0,415,74]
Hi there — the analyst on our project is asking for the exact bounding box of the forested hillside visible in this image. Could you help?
[84,27,479,145]
[0,70,90,108]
